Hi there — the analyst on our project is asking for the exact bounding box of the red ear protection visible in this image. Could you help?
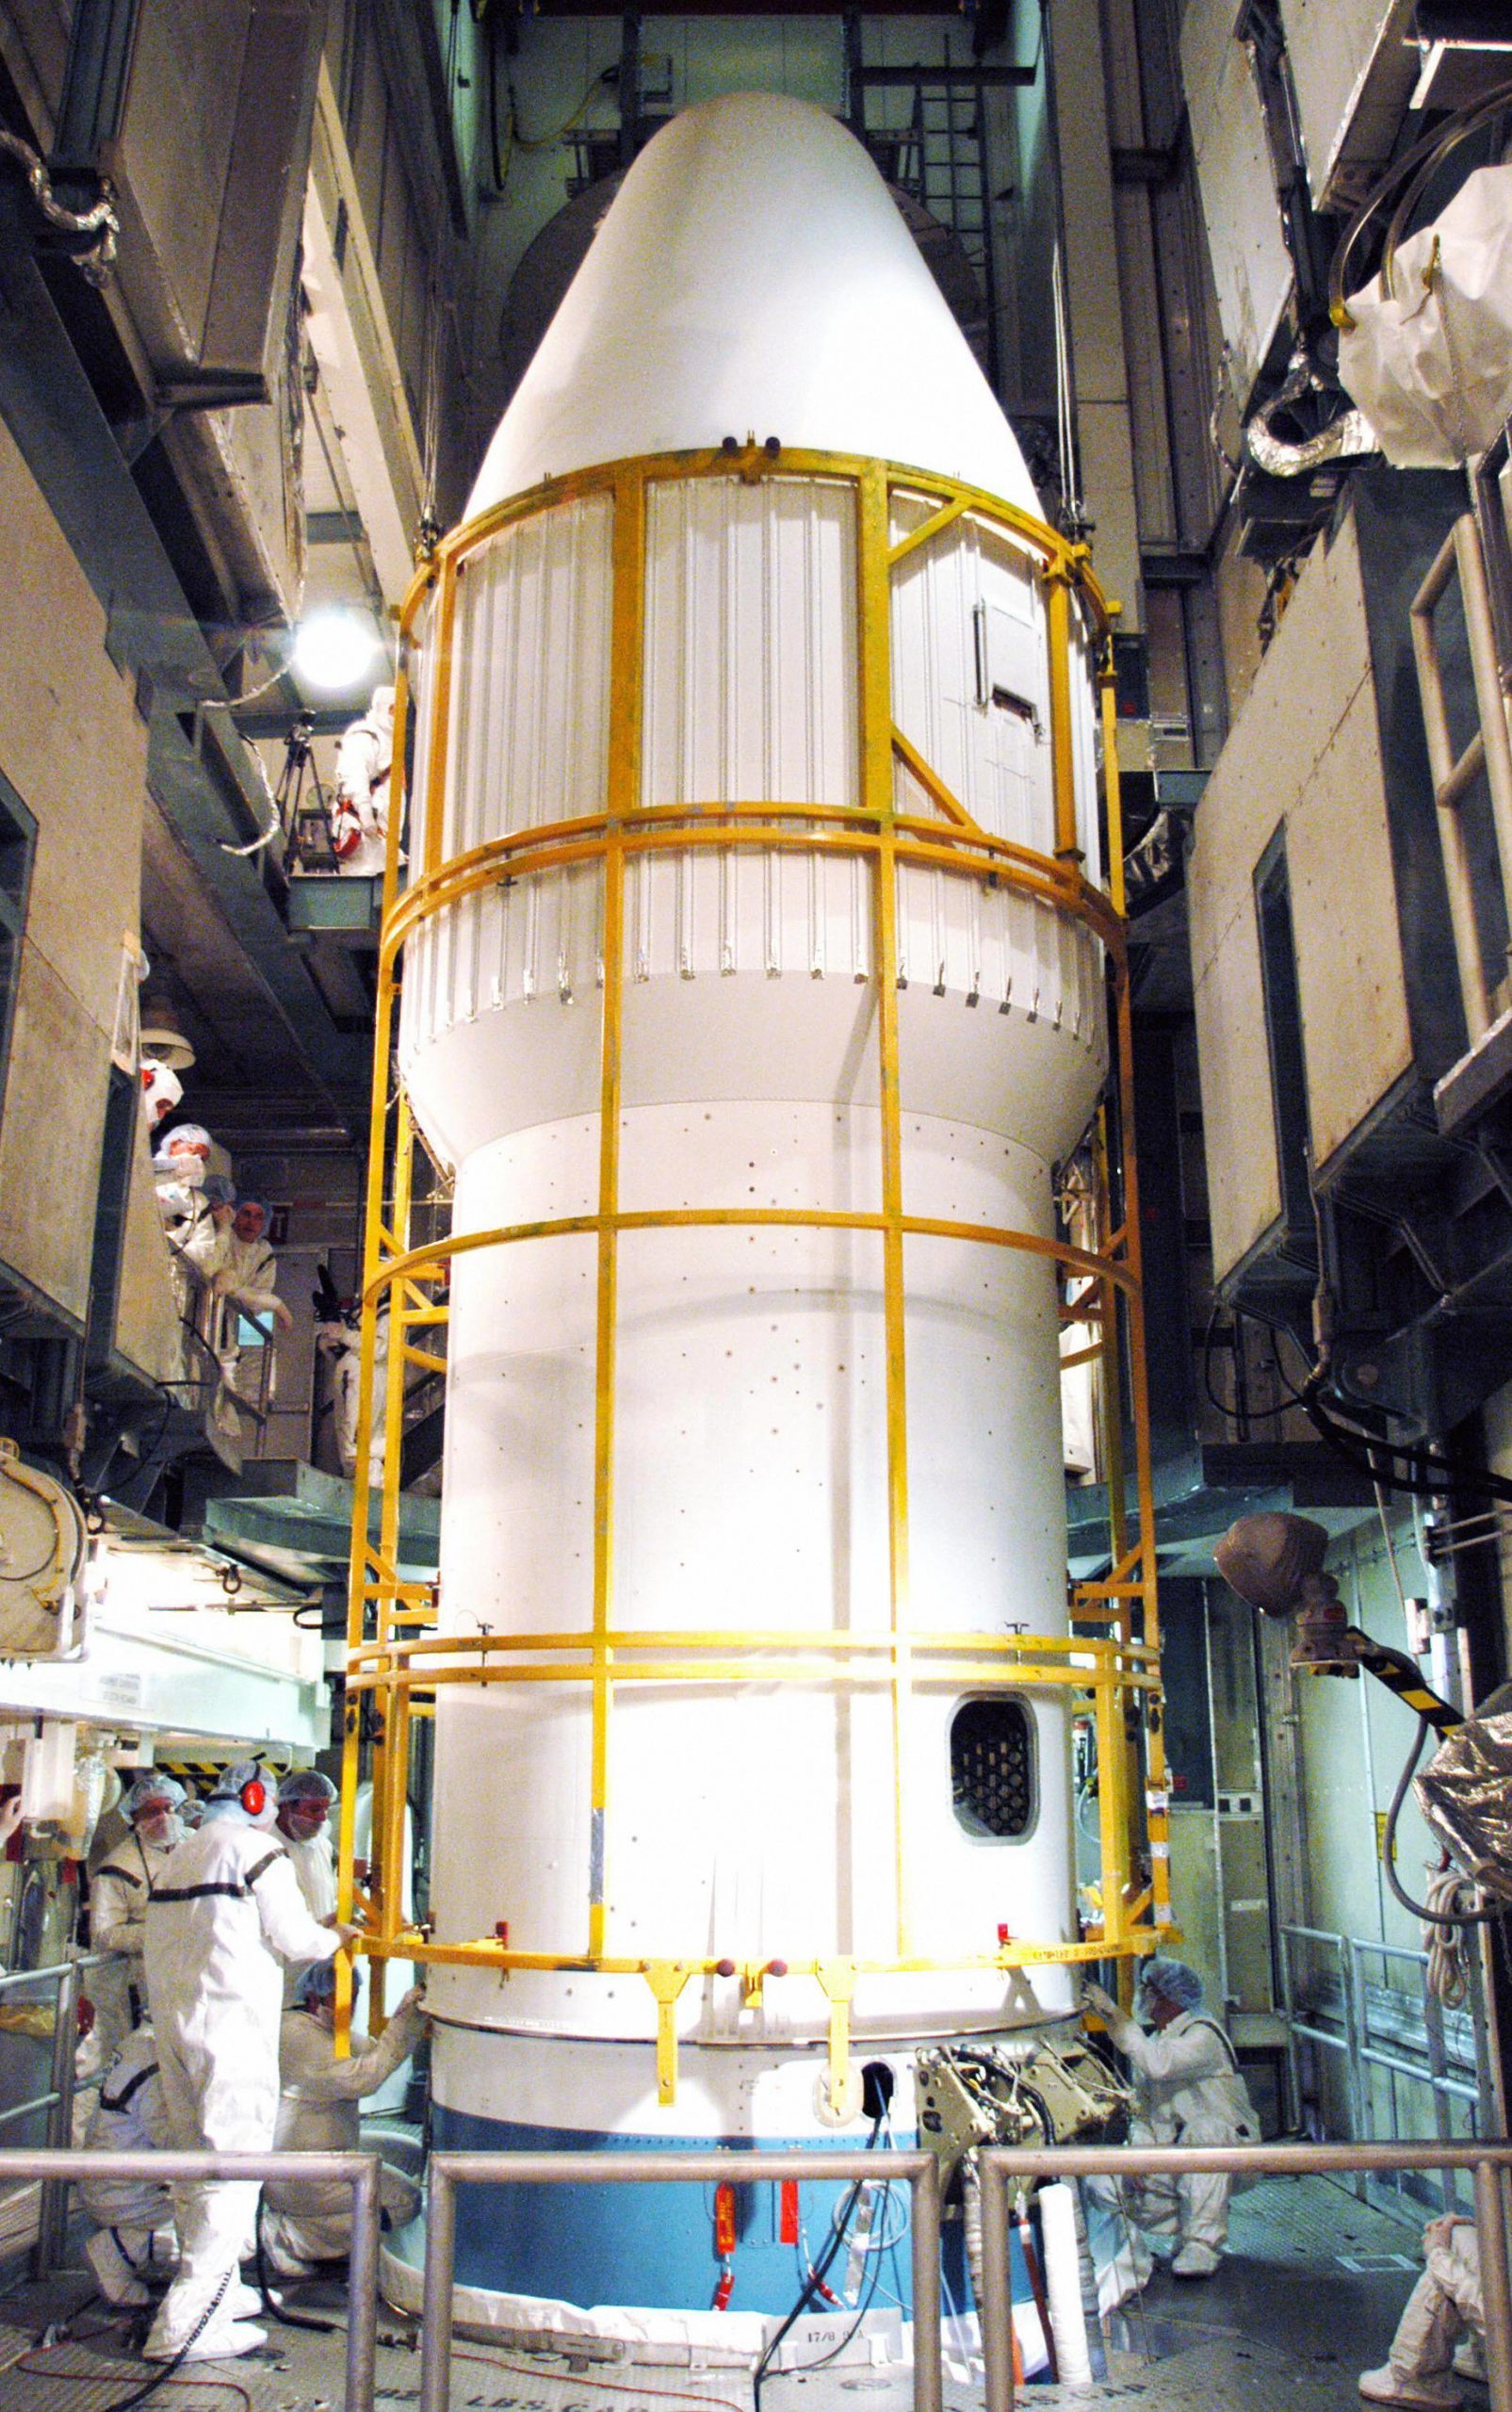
[240,1774,267,1818]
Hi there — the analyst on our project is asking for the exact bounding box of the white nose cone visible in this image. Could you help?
[467,90,1040,517]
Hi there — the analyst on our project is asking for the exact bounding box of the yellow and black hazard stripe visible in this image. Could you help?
[152,1756,293,1791]
[1350,1636,1463,1736]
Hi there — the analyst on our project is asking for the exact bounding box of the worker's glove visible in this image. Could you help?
[1081,1980,1119,2022]
[393,1987,427,2021]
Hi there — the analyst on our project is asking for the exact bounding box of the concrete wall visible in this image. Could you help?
[0,421,148,1329]
[1189,502,1414,1282]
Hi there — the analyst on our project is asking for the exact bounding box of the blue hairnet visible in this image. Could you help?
[123,1771,185,1819]
[207,1759,264,1803]
[296,1958,357,2007]
[202,1173,236,1208]
[1140,1959,1203,2013]
[235,1196,271,1227]
[279,1769,337,1807]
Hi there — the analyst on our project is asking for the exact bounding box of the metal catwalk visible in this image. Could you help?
[0,2176,1453,2412]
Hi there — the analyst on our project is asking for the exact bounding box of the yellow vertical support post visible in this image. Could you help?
[1094,1640,1130,1962]
[366,1086,416,2027]
[1099,644,1127,921]
[1093,1110,1132,1984]
[859,464,913,1959]
[1043,565,1081,865]
[1099,623,1169,1945]
[422,561,459,882]
[587,467,644,1963]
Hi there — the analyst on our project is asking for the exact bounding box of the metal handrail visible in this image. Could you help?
[979,2140,1512,2412]
[0,1954,107,2273]
[1279,1921,1485,2216]
[419,2147,942,2412]
[0,2147,380,2407]
[166,1244,279,1436]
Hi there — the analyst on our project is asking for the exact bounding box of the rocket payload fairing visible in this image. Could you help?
[366,89,1137,2348]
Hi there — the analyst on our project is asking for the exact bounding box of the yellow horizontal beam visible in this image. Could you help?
[381,804,1124,970]
[360,1204,1136,1316]
[353,1930,1160,1977]
[345,1658,1160,1696]
[344,1623,1154,1662]
[428,446,1115,637]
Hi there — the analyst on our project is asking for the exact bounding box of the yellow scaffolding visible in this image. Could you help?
[339,445,1171,2094]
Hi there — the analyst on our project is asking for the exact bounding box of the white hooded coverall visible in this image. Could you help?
[332,697,394,877]
[262,1997,424,2264]
[89,1828,179,2066]
[280,1821,337,2002]
[80,2026,176,2267]
[1096,2006,1257,2261]
[1363,2218,1484,2405]
[143,1812,340,2354]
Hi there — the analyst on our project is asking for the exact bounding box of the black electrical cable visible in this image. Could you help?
[254,2205,336,2334]
[785,2189,892,2376]
[1202,1295,1512,1508]
[752,2115,882,2411]
[1299,1375,1512,1507]
[1382,1712,1505,1929]
[84,2264,237,2412]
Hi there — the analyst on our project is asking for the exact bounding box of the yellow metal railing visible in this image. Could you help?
[338,446,1170,2093]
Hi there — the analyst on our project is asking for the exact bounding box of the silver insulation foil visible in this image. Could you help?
[1416,1714,1512,1905]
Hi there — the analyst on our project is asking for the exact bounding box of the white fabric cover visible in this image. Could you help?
[1339,165,1512,468]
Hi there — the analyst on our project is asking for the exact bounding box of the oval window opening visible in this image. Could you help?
[951,1697,1034,1839]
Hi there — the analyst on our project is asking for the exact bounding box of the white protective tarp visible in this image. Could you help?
[1338,164,1512,469]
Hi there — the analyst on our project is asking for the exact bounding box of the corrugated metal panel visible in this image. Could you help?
[403,473,1104,1083]
[406,495,613,1055]
[639,473,864,983]
[887,493,1104,1039]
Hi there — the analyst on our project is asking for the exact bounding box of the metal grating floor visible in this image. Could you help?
[0,2177,1473,2412]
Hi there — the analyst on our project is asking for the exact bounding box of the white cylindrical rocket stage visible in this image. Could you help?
[392,91,1114,2342]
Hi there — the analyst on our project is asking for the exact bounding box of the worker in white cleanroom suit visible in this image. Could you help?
[274,1769,338,2001]
[80,2026,178,2306]
[154,1125,213,1237]
[141,1060,182,1132]
[141,1761,356,2364]
[331,684,395,876]
[89,1774,187,2066]
[275,1770,337,1920]
[212,1197,292,1414]
[314,1289,388,1481]
[1359,2215,1487,2409]
[1081,1960,1259,2280]
[260,1959,427,2276]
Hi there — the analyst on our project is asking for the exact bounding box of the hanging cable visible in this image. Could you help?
[752,2114,884,2410]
